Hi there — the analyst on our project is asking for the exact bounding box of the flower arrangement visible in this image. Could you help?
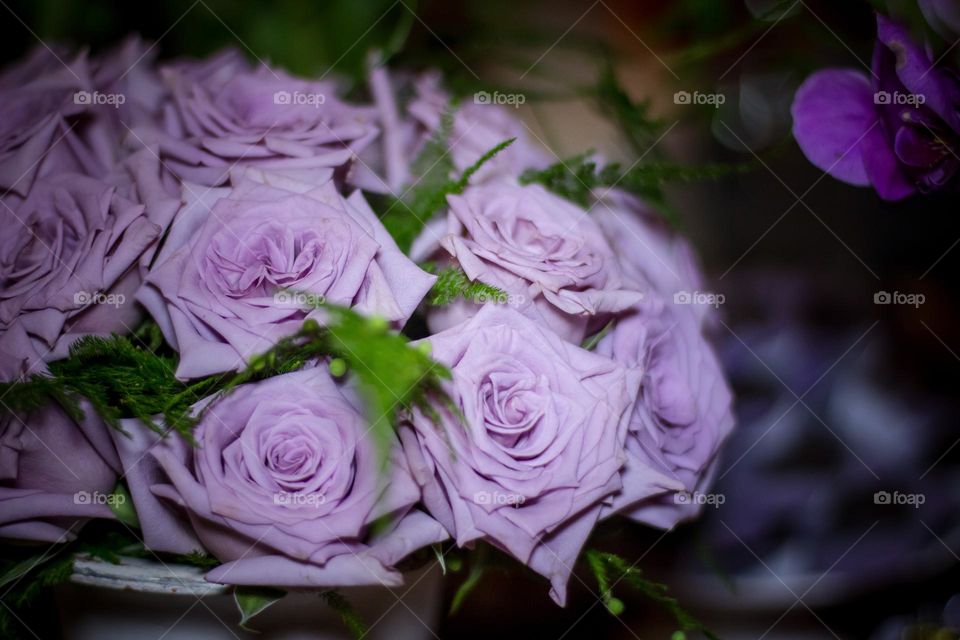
[0,35,734,637]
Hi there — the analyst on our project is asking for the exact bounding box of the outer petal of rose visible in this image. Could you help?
[366,510,449,567]
[526,506,600,607]
[791,69,878,186]
[602,450,686,518]
[345,191,437,324]
[110,419,203,554]
[205,553,403,588]
[0,320,46,381]
[0,489,114,541]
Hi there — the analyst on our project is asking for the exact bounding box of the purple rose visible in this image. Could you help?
[592,189,708,320]
[406,72,552,184]
[399,305,639,605]
[138,168,435,379]
[0,46,118,199]
[146,49,378,186]
[91,35,168,130]
[791,15,960,200]
[141,368,446,588]
[1,351,121,542]
[415,183,643,343]
[0,172,162,372]
[596,299,735,529]
[351,69,552,194]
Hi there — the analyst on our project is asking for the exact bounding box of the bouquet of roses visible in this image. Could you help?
[0,35,733,635]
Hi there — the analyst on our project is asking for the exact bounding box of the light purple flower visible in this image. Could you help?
[146,49,379,186]
[592,189,707,316]
[138,168,435,379]
[791,15,960,200]
[0,172,162,371]
[596,299,735,529]
[406,72,552,184]
[400,305,639,605]
[0,46,117,199]
[141,368,446,588]
[1,352,121,542]
[415,183,643,343]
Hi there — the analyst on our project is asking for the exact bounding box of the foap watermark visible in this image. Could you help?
[873,91,925,107]
[273,90,326,107]
[274,290,326,308]
[874,290,924,308]
[874,490,925,508]
[473,490,525,506]
[273,491,326,508]
[674,490,725,508]
[74,291,125,308]
[74,90,126,108]
[674,90,726,108]
[674,290,725,308]
[473,90,526,109]
[74,491,126,506]
[472,291,526,306]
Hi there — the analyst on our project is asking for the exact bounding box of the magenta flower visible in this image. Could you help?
[791,15,960,200]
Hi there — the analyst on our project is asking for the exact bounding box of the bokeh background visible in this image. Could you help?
[2,0,958,638]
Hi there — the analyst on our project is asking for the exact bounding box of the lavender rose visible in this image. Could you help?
[597,299,735,528]
[0,172,162,371]
[143,368,447,587]
[147,49,378,186]
[791,15,960,200]
[0,353,121,542]
[399,305,641,605]
[415,183,643,343]
[406,72,552,184]
[0,46,119,199]
[138,168,435,379]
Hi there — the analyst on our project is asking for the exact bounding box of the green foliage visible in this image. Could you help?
[520,153,753,227]
[235,586,286,631]
[425,265,507,306]
[586,549,719,640]
[320,590,368,639]
[0,306,452,460]
[592,65,666,157]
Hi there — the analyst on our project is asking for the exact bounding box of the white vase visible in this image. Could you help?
[56,556,443,640]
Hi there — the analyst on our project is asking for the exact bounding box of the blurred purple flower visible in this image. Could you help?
[791,15,960,200]
[143,49,378,186]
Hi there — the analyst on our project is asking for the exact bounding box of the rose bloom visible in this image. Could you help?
[405,72,552,184]
[146,49,378,186]
[0,45,118,200]
[0,171,162,372]
[137,368,447,587]
[139,168,435,379]
[414,183,643,343]
[0,356,120,542]
[596,298,735,528]
[354,70,552,194]
[400,305,641,605]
